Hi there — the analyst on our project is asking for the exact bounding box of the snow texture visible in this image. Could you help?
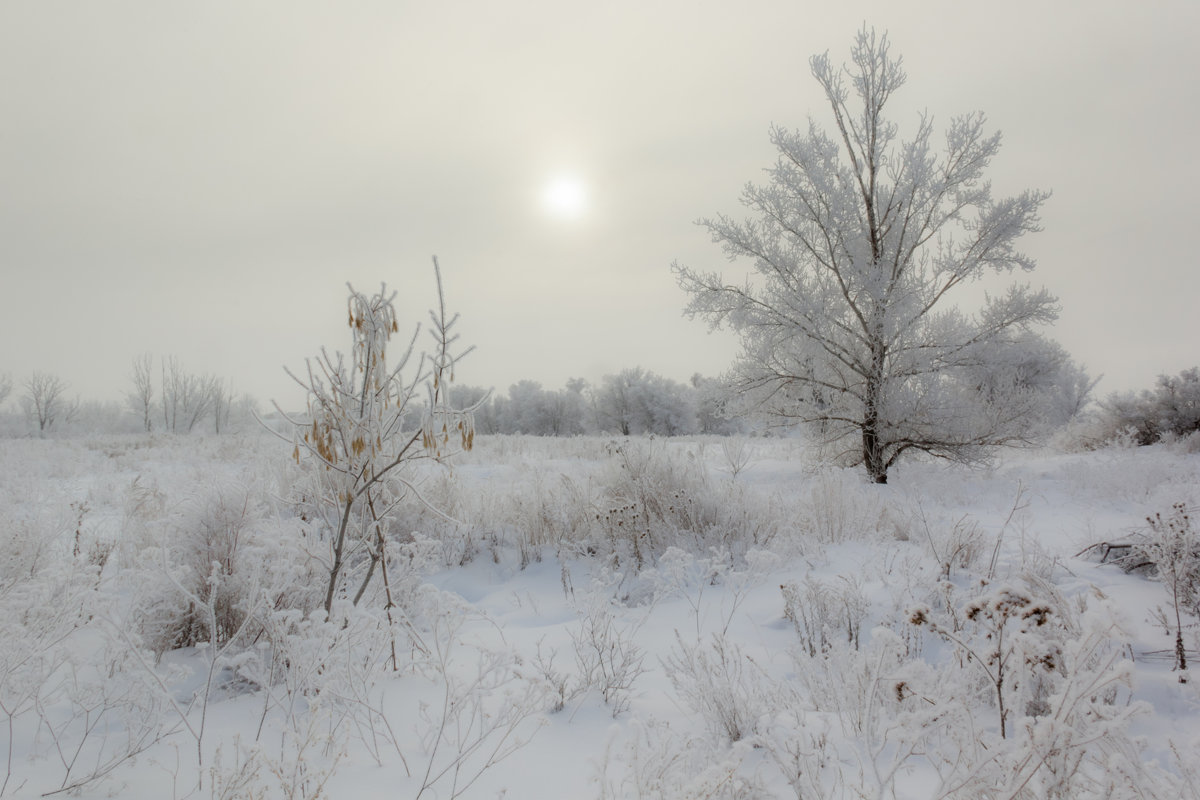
[0,431,1197,798]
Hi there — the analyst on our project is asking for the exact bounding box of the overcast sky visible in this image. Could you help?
[2,0,1197,411]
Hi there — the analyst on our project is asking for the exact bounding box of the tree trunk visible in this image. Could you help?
[862,342,889,484]
[862,421,888,484]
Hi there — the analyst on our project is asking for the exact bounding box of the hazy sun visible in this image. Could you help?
[541,174,588,219]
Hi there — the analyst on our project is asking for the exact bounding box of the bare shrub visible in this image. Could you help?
[804,469,889,544]
[720,437,756,477]
[595,718,770,800]
[1078,502,1199,681]
[127,353,155,432]
[910,583,1065,739]
[916,508,987,581]
[160,356,220,434]
[663,631,772,742]
[410,623,548,799]
[529,641,574,714]
[507,471,598,567]
[1136,503,1198,681]
[649,547,770,640]
[570,601,646,716]
[1100,367,1200,446]
[780,574,869,656]
[133,480,272,656]
[925,594,1152,799]
[0,503,169,796]
[587,440,777,570]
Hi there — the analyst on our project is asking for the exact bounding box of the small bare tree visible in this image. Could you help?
[127,353,155,432]
[23,371,74,435]
[0,372,12,410]
[210,378,236,434]
[1140,504,1198,682]
[270,257,482,617]
[161,357,217,433]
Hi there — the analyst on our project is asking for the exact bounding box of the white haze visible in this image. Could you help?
[1,1,1197,409]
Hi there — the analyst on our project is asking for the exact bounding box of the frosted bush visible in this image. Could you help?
[1133,503,1199,680]
[0,502,169,796]
[648,547,773,639]
[915,508,987,580]
[663,631,773,742]
[570,600,647,716]
[780,575,870,656]
[789,628,913,737]
[505,471,598,567]
[586,440,779,570]
[1100,367,1200,446]
[595,718,769,800]
[803,469,890,544]
[132,480,262,655]
[1058,446,1200,506]
[131,477,322,659]
[378,469,485,567]
[926,595,1153,799]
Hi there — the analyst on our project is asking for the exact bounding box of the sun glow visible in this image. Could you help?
[540,174,588,219]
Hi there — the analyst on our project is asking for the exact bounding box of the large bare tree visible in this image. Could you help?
[674,28,1057,483]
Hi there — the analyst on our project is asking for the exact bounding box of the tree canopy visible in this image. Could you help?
[674,28,1058,482]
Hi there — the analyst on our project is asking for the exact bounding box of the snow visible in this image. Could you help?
[1,431,1198,798]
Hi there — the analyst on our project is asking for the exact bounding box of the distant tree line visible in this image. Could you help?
[0,355,255,437]
[0,349,1109,441]
[448,368,747,438]
[126,353,249,434]
[1100,366,1200,446]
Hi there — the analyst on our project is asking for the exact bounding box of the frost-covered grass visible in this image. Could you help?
[1,431,1198,798]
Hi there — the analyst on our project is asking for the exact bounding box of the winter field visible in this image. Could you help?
[2,429,1199,799]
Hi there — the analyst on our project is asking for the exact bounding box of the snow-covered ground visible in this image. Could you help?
[1,431,1198,798]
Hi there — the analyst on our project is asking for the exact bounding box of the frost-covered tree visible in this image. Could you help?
[1153,367,1200,438]
[691,374,748,435]
[160,357,218,434]
[960,333,1099,430]
[209,378,236,434]
[1138,503,1198,681]
[643,373,700,436]
[593,368,645,436]
[1040,351,1101,427]
[553,378,591,436]
[506,380,556,435]
[592,368,699,436]
[22,371,75,435]
[674,28,1056,482]
[1103,366,1200,446]
[126,353,155,432]
[271,259,480,616]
